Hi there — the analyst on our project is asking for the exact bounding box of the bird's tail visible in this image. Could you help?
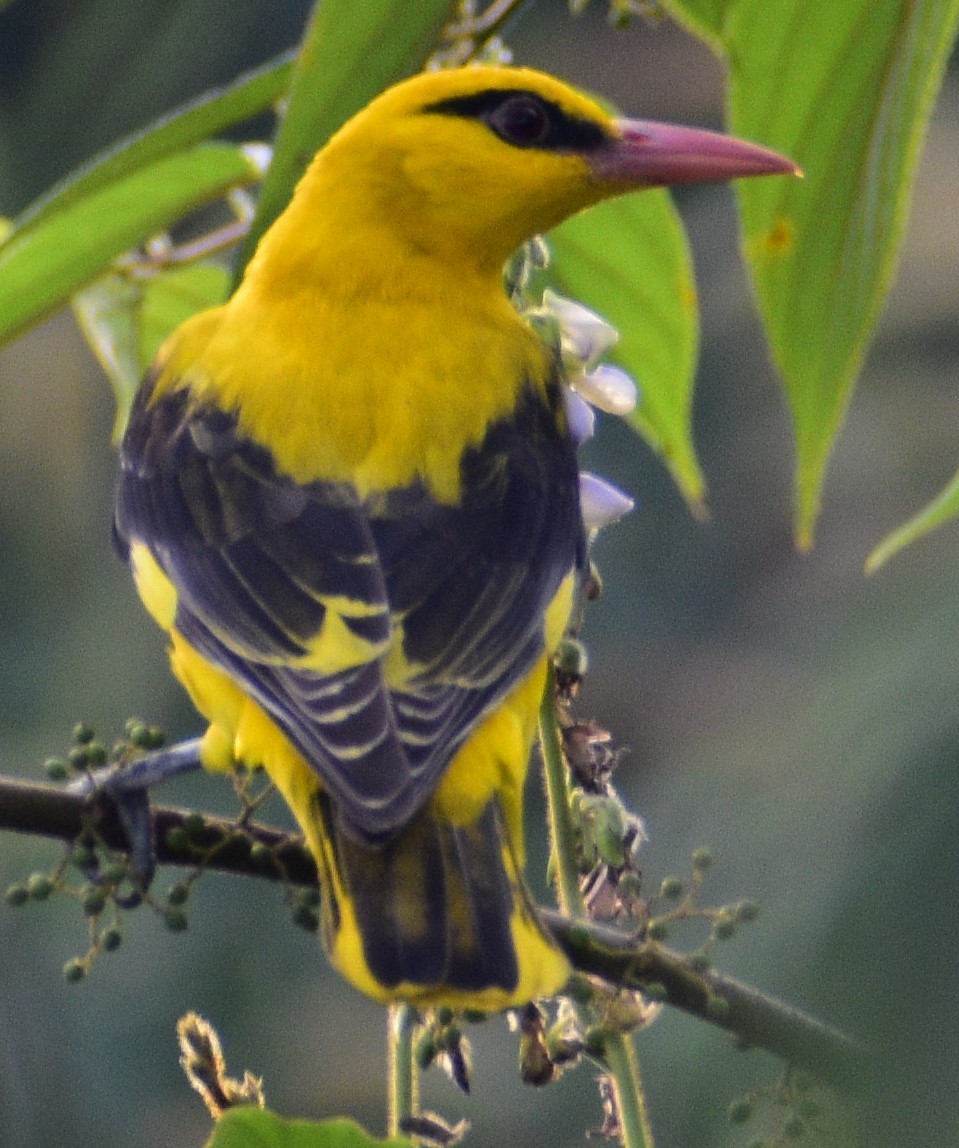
[311,794,569,1010]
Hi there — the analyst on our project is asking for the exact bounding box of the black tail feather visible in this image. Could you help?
[321,796,520,995]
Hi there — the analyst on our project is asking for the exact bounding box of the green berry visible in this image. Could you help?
[81,885,107,916]
[167,881,190,906]
[4,883,29,907]
[163,906,188,932]
[249,840,271,866]
[72,722,95,745]
[44,756,69,781]
[705,994,730,1021]
[100,925,123,952]
[728,1096,754,1125]
[145,726,166,749]
[712,911,737,941]
[63,958,87,983]
[68,745,89,770]
[691,847,713,871]
[101,860,127,884]
[85,741,107,767]
[616,871,643,901]
[659,876,684,900]
[183,813,206,841]
[291,905,318,932]
[736,899,760,923]
[70,843,97,870]
[165,826,189,851]
[26,873,53,900]
[646,919,669,941]
[128,721,151,747]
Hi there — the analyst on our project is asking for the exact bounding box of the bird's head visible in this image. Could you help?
[260,66,798,281]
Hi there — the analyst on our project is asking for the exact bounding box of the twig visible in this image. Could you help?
[388,1004,420,1139]
[0,774,869,1092]
[444,0,526,39]
[538,673,654,1148]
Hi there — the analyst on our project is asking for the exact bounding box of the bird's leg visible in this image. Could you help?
[68,737,204,888]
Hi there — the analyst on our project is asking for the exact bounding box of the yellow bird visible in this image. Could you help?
[114,66,793,1010]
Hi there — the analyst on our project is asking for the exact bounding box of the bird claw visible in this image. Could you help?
[68,738,204,891]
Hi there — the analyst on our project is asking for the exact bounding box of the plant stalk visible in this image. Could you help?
[387,1003,419,1139]
[537,668,654,1148]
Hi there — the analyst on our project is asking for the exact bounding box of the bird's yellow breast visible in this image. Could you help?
[152,249,552,505]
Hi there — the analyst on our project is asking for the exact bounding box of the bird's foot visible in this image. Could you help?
[68,738,204,891]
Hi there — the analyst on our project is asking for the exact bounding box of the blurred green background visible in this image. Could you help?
[2,3,958,1146]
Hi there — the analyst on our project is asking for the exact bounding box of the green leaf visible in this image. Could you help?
[233,0,458,280]
[0,143,258,346]
[205,1108,413,1148]
[72,275,143,441]
[13,50,293,237]
[137,262,230,367]
[548,192,706,513]
[688,0,959,548]
[72,262,230,439]
[866,469,959,573]
[662,0,732,47]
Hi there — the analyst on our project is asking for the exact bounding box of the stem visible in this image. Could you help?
[537,670,654,1148]
[387,1004,419,1138]
[444,0,526,38]
[0,772,869,1091]
[537,670,585,917]
[604,1032,655,1148]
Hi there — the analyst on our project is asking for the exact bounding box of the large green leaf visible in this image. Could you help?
[549,192,705,513]
[73,262,230,439]
[13,51,293,237]
[233,0,458,279]
[205,1108,412,1148]
[670,0,959,547]
[0,144,257,345]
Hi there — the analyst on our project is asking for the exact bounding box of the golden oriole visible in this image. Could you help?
[114,66,794,1010]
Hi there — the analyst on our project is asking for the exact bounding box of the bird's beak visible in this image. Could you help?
[591,118,801,188]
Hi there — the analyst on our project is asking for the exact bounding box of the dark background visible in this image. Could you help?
[1,3,957,1146]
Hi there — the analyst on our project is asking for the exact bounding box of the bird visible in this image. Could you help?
[113,65,795,1011]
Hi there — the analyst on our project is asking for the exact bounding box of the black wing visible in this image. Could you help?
[114,375,583,838]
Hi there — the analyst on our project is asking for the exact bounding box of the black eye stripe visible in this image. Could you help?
[427,89,607,152]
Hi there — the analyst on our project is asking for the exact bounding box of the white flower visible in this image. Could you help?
[542,289,619,371]
[569,363,637,417]
[579,472,635,531]
[240,142,273,178]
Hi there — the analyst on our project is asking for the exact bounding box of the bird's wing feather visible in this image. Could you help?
[115,374,582,837]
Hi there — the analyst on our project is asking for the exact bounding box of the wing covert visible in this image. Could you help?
[115,373,582,838]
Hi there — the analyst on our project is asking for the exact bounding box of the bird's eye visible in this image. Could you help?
[487,95,552,148]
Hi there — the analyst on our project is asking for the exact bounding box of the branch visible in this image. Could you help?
[0,775,868,1092]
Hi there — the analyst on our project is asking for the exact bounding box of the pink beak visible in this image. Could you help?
[591,118,800,187]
